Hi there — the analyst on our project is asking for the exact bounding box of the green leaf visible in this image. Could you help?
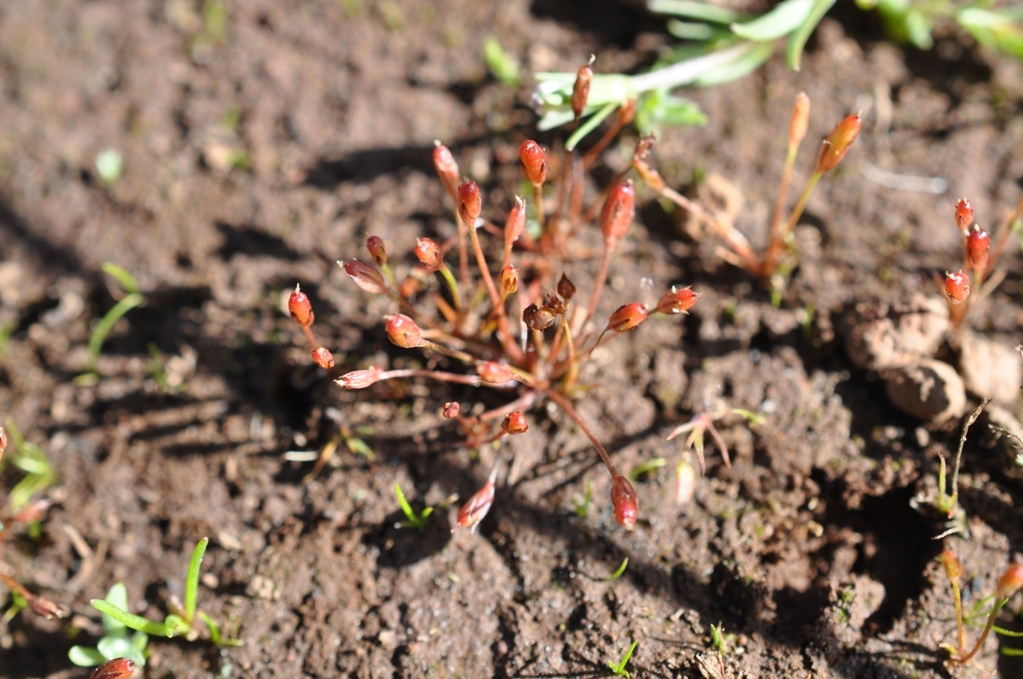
[97,635,136,660]
[200,611,245,647]
[68,645,107,667]
[648,0,743,24]
[91,599,173,637]
[628,458,666,481]
[344,436,376,460]
[958,7,1023,60]
[694,41,774,86]
[165,613,191,636]
[904,8,934,49]
[88,292,145,363]
[483,37,521,87]
[785,0,837,70]
[566,102,616,151]
[100,263,141,295]
[609,639,638,676]
[666,20,716,41]
[731,0,815,41]
[606,557,629,582]
[102,583,130,634]
[185,537,209,624]
[635,90,707,134]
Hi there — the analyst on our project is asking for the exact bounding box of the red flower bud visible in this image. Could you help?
[414,237,445,273]
[966,226,990,272]
[433,141,460,202]
[557,273,576,303]
[789,92,810,147]
[342,260,387,295]
[504,196,526,251]
[502,411,528,435]
[955,198,974,232]
[366,236,388,266]
[458,181,482,226]
[607,303,647,333]
[938,549,963,583]
[600,181,635,249]
[816,112,861,174]
[610,474,638,528]
[571,60,593,120]
[944,270,970,305]
[443,402,461,419]
[385,314,423,348]
[89,658,136,679]
[288,285,314,328]
[656,287,699,315]
[499,265,519,295]
[312,347,335,369]
[518,140,547,186]
[455,480,495,533]
[336,368,382,389]
[996,563,1023,599]
[478,361,514,385]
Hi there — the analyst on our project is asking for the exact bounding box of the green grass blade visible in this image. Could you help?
[88,292,145,363]
[91,599,172,637]
[100,263,141,294]
[185,537,209,624]
[785,0,837,70]
[606,557,629,582]
[731,0,814,41]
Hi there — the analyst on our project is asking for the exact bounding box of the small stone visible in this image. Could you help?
[957,330,1022,406]
[883,359,965,422]
[843,295,948,370]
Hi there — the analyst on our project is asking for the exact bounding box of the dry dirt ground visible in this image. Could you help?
[1,0,1023,677]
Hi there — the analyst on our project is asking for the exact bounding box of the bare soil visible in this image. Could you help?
[1,1,1023,678]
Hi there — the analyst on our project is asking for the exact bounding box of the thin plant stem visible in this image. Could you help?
[543,387,619,478]
[466,220,524,362]
[533,184,545,231]
[438,266,463,311]
[959,596,1009,664]
[951,578,966,657]
[656,184,760,271]
[453,209,469,292]
[761,141,801,276]
[586,249,614,325]
[781,171,822,243]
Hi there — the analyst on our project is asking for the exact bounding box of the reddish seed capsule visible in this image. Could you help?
[996,563,1023,599]
[89,658,136,679]
[385,314,423,349]
[939,549,963,583]
[414,237,445,273]
[523,303,556,331]
[816,112,862,174]
[442,402,461,419]
[366,236,388,266]
[455,479,495,533]
[342,260,388,295]
[311,347,335,369]
[966,226,990,272]
[944,270,970,305]
[499,265,519,295]
[571,60,593,120]
[504,196,526,250]
[789,92,810,147]
[502,411,529,435]
[600,181,635,249]
[478,361,514,385]
[336,368,382,389]
[518,140,547,186]
[610,474,638,529]
[458,181,482,226]
[433,141,460,202]
[955,198,974,232]
[557,273,576,303]
[656,287,700,315]
[288,285,314,328]
[607,303,648,333]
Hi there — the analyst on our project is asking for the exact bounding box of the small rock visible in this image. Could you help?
[884,359,965,422]
[957,330,1022,406]
[843,295,948,370]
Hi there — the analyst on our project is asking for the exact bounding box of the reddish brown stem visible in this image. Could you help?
[543,387,619,478]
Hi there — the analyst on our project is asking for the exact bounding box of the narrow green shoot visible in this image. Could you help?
[628,458,666,482]
[936,399,988,517]
[85,263,146,374]
[608,639,638,677]
[394,483,433,530]
[70,583,151,668]
[483,37,521,87]
[184,537,208,624]
[606,557,629,582]
[710,622,728,655]
[2,420,56,510]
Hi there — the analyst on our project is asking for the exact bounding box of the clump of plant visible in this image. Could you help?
[940,196,1023,327]
[71,537,240,669]
[289,64,703,530]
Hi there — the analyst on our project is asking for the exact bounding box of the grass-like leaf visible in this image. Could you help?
[185,537,209,624]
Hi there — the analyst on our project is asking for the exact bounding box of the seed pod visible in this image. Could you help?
[502,411,528,435]
[27,593,62,619]
[366,236,388,266]
[944,270,970,305]
[342,260,388,295]
[478,361,514,385]
[433,141,460,202]
[789,92,810,147]
[455,480,495,533]
[336,368,382,389]
[442,402,461,419]
[518,140,547,186]
[414,237,445,273]
[607,303,648,333]
[312,347,335,369]
[610,474,638,529]
[458,181,482,226]
[656,287,699,315]
[996,563,1023,599]
[966,226,990,272]
[499,265,519,295]
[955,198,974,232]
[543,295,566,318]
[939,549,963,584]
[815,112,862,174]
[557,273,576,303]
[89,658,137,679]
[288,285,314,328]
[504,196,526,250]
[385,314,423,348]
[600,181,635,249]
[571,60,593,120]
[523,303,556,331]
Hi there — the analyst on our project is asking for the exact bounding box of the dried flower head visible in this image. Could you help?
[519,140,547,186]
[385,314,423,348]
[610,474,638,528]
[336,368,382,389]
[455,480,495,533]
[607,303,648,333]
[342,260,388,295]
[433,141,460,202]
[523,303,557,331]
[414,237,445,273]
[656,287,699,315]
[288,285,314,328]
[571,59,593,120]
[944,270,970,305]
[600,181,635,249]
[499,265,519,295]
[815,112,861,174]
[557,273,576,303]
[458,181,482,226]
[443,402,461,419]
[502,411,529,435]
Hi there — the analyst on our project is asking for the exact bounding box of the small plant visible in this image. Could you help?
[935,399,989,521]
[606,557,629,583]
[607,639,638,678]
[1,420,55,510]
[81,263,146,378]
[81,538,241,654]
[938,549,1023,667]
[666,403,762,501]
[394,483,433,530]
[69,583,149,667]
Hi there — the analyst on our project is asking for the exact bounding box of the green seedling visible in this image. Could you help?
[82,263,146,377]
[607,639,638,678]
[606,557,629,582]
[628,458,666,482]
[1,420,55,511]
[483,37,521,87]
[69,583,149,667]
[710,622,728,655]
[936,399,988,519]
[394,483,433,530]
[85,538,241,649]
